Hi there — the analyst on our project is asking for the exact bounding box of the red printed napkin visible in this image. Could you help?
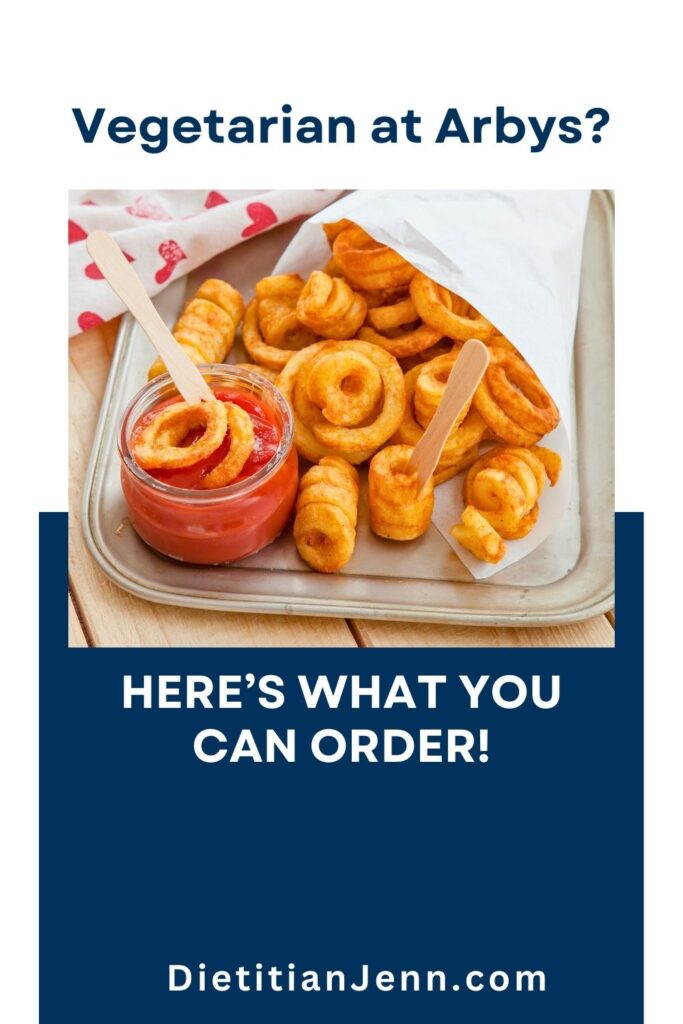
[68,189,344,336]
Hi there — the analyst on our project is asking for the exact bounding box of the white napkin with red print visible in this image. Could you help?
[68,189,344,337]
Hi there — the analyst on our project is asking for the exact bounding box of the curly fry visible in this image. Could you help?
[472,348,559,444]
[413,352,465,428]
[367,295,420,331]
[357,320,444,359]
[368,444,434,541]
[486,350,560,435]
[305,350,383,426]
[359,285,410,310]
[241,275,318,371]
[322,219,355,243]
[333,224,416,290]
[391,360,489,483]
[133,401,228,470]
[450,444,563,563]
[254,274,307,301]
[451,506,507,564]
[243,297,317,372]
[410,272,494,342]
[294,456,359,572]
[148,279,244,380]
[296,271,367,340]
[201,403,255,489]
[276,339,406,464]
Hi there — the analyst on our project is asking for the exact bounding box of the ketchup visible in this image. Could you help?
[119,376,298,565]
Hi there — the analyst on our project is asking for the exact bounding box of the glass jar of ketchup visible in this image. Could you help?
[118,366,298,564]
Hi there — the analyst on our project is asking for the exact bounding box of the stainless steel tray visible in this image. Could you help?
[80,191,614,626]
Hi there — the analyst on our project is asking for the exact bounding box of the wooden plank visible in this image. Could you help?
[82,582,357,648]
[350,613,615,648]
[69,326,357,649]
[68,595,89,648]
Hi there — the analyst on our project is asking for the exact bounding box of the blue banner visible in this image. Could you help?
[40,512,642,1023]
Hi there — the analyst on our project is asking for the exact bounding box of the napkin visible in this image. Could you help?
[68,189,344,336]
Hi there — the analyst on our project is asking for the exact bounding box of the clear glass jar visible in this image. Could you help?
[118,366,298,564]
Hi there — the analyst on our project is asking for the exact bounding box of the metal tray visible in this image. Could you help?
[80,191,614,626]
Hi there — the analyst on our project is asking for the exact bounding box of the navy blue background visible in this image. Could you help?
[41,513,642,1023]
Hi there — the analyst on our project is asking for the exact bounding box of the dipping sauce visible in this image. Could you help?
[118,367,298,564]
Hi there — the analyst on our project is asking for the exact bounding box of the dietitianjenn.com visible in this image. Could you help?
[169,962,547,995]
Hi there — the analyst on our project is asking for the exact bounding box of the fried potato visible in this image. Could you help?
[368,444,434,541]
[200,403,254,489]
[333,224,416,290]
[451,506,507,564]
[276,339,406,464]
[148,278,244,380]
[294,456,359,572]
[133,400,228,470]
[450,444,563,562]
[296,271,367,340]
[472,348,559,444]
[410,272,494,342]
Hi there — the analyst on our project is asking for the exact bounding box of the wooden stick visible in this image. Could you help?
[85,230,214,405]
[407,339,490,492]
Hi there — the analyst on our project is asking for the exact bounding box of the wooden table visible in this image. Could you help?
[69,322,614,648]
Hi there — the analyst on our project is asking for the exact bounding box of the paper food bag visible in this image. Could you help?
[273,189,591,580]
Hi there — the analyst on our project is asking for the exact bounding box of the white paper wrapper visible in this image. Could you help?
[274,190,591,580]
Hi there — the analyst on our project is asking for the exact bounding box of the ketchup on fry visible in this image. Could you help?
[119,369,298,565]
[132,390,281,490]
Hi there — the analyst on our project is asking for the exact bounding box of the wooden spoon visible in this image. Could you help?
[407,339,490,493]
[85,230,214,405]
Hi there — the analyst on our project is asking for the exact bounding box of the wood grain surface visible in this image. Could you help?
[69,322,614,649]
